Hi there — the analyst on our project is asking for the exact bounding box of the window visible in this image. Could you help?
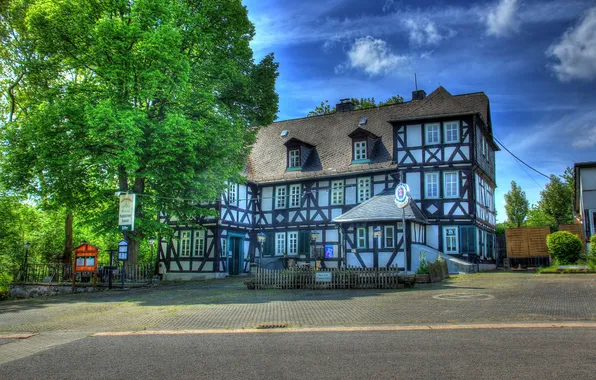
[444,227,458,253]
[288,231,298,255]
[357,177,371,203]
[444,121,459,143]
[444,172,459,198]
[481,137,487,157]
[275,232,286,255]
[289,149,300,168]
[354,140,367,160]
[193,230,205,257]
[384,225,394,248]
[180,231,191,257]
[425,123,440,144]
[221,238,227,257]
[425,173,439,199]
[331,180,344,205]
[289,184,301,207]
[228,183,237,204]
[356,227,367,248]
[275,186,286,209]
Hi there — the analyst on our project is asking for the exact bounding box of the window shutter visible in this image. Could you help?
[299,230,311,255]
[459,226,476,254]
[263,232,275,256]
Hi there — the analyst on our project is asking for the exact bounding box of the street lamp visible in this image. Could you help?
[373,227,382,268]
[310,231,319,266]
[257,232,266,256]
[373,227,382,238]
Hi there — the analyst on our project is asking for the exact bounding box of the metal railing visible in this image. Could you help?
[16,262,153,284]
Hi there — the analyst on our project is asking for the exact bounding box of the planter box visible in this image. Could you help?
[415,274,431,283]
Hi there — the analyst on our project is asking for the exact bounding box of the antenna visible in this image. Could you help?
[415,73,418,91]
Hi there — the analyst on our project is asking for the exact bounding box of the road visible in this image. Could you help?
[1,327,595,379]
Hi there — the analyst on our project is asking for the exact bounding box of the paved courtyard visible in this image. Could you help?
[1,273,596,334]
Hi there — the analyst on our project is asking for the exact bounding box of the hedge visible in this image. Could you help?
[546,231,584,264]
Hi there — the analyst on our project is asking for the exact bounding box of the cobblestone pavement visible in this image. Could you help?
[1,273,595,334]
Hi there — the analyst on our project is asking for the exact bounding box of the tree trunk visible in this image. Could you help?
[63,211,73,264]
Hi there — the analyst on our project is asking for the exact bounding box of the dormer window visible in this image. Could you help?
[354,141,367,160]
[289,149,300,168]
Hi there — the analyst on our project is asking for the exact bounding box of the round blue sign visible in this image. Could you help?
[394,183,410,209]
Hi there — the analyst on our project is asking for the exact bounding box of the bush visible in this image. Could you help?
[417,259,429,274]
[590,235,596,256]
[546,231,584,264]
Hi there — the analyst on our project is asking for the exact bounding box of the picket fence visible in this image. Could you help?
[253,265,413,290]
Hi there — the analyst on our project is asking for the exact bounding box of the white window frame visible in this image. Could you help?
[289,149,300,168]
[228,183,237,204]
[289,184,301,208]
[275,186,286,209]
[425,172,439,199]
[443,226,458,254]
[275,232,286,255]
[444,171,459,198]
[357,177,371,203]
[180,231,191,257]
[287,231,298,255]
[331,180,344,205]
[193,230,205,257]
[356,227,367,249]
[354,140,367,160]
[221,238,227,258]
[384,225,394,248]
[444,121,460,143]
[425,123,440,144]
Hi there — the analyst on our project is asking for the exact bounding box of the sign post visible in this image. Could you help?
[118,240,129,289]
[394,183,411,274]
[72,242,99,294]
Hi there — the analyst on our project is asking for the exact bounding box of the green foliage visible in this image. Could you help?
[590,235,596,256]
[504,181,529,227]
[539,174,574,226]
[0,0,279,263]
[416,259,429,274]
[306,94,404,117]
[546,231,584,264]
[525,204,557,229]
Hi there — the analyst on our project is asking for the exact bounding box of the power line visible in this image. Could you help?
[491,134,550,180]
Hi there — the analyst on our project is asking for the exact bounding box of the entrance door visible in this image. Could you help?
[229,237,242,275]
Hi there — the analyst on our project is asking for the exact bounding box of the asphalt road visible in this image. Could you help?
[1,328,594,380]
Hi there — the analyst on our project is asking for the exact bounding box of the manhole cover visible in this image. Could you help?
[433,293,494,301]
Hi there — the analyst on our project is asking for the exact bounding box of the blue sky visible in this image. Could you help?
[243,0,596,222]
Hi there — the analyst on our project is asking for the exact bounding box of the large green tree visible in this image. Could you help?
[504,181,529,227]
[0,0,279,264]
[539,173,574,227]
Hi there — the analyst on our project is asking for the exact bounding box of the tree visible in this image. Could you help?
[539,174,574,227]
[504,181,529,227]
[525,204,557,229]
[0,0,279,264]
[306,94,403,117]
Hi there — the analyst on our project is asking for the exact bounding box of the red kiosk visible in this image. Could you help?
[72,242,99,293]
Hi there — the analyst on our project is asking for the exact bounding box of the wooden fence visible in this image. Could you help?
[559,224,585,241]
[253,266,413,290]
[505,227,551,258]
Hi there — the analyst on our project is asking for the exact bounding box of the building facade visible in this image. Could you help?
[158,87,498,279]
[574,162,596,250]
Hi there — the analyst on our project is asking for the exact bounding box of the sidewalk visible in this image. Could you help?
[1,273,595,335]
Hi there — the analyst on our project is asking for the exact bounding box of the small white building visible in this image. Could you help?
[574,162,596,249]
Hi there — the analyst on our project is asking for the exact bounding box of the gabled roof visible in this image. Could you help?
[248,86,491,183]
[283,137,315,148]
[333,189,428,224]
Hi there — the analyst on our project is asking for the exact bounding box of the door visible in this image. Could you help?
[229,237,242,275]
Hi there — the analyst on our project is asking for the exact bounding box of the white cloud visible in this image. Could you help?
[382,0,395,13]
[405,18,444,46]
[343,36,408,76]
[486,0,521,37]
[546,7,596,82]
[573,126,596,148]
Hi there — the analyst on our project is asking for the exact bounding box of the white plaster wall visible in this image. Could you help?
[374,183,385,195]
[239,185,247,209]
[406,172,421,200]
[326,229,339,242]
[426,225,439,249]
[319,189,329,207]
[345,186,356,205]
[262,187,273,211]
[407,124,422,147]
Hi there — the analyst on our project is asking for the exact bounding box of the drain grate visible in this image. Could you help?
[256,323,289,329]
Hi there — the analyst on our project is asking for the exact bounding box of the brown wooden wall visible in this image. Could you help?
[505,227,551,258]
[558,224,585,241]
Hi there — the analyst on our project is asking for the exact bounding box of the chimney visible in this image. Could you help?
[412,89,426,101]
[336,98,355,112]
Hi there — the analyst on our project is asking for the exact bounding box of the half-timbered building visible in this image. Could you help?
[158,86,499,279]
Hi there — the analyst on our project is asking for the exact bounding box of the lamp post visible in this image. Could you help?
[310,231,319,268]
[23,241,31,282]
[257,232,266,269]
[149,238,156,280]
[373,227,382,268]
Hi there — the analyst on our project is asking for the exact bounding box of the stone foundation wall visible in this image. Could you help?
[9,283,101,299]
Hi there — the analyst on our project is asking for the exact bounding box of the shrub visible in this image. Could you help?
[590,235,596,256]
[417,259,429,275]
[546,231,584,264]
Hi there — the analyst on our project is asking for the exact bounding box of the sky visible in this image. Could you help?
[243,0,596,222]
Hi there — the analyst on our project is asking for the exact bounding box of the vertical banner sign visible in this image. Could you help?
[118,194,136,231]
[325,245,334,258]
